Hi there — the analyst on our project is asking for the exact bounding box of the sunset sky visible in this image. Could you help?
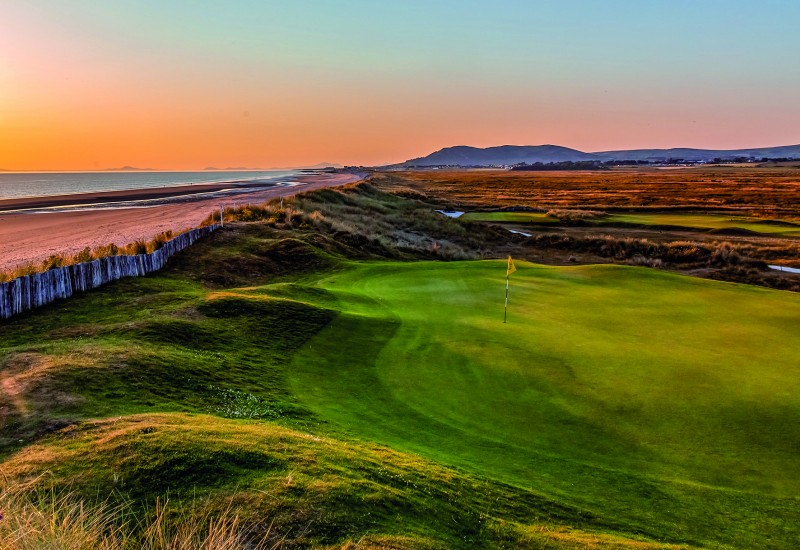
[1,1,799,170]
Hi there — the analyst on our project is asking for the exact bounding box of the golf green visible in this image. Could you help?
[289,260,800,543]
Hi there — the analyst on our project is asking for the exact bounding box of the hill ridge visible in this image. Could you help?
[399,143,800,166]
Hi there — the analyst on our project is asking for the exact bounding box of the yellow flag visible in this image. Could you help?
[506,255,516,277]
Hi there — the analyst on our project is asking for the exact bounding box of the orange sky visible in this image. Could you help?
[1,2,798,170]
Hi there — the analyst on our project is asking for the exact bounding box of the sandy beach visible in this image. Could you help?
[0,171,363,270]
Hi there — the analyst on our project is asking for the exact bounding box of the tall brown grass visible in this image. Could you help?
[0,485,276,549]
[392,167,800,214]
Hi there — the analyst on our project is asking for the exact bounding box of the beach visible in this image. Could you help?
[0,171,363,270]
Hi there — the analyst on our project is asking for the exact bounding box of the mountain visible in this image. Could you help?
[203,166,266,171]
[297,162,344,169]
[204,163,344,171]
[401,145,600,167]
[398,144,800,167]
[594,144,800,162]
[268,162,344,170]
[103,166,155,171]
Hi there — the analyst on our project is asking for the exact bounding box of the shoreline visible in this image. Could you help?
[0,170,364,270]
[0,178,294,213]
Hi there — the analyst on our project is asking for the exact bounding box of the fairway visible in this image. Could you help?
[462,211,800,234]
[605,213,800,234]
[461,211,558,223]
[289,260,800,545]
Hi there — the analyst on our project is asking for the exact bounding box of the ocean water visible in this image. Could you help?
[0,170,300,200]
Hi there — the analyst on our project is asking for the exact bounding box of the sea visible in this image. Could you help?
[0,170,301,201]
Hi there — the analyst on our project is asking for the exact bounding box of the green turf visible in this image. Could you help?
[462,211,800,234]
[289,260,800,547]
[605,213,800,234]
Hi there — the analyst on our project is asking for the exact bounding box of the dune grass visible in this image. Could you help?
[289,260,800,547]
[0,483,267,550]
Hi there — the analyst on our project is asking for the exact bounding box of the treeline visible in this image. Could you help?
[510,160,654,171]
[510,156,800,171]
[511,161,613,171]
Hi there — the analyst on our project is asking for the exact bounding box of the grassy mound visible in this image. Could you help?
[3,413,681,549]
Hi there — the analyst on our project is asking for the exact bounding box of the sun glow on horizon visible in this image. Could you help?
[1,1,798,171]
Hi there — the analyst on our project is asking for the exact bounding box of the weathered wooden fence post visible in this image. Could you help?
[0,225,219,320]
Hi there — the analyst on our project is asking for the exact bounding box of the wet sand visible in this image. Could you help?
[0,180,284,212]
[0,171,363,270]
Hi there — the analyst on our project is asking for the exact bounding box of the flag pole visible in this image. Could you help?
[504,255,515,323]
[504,275,509,323]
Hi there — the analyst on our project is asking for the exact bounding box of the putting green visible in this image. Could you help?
[462,211,800,234]
[289,261,800,543]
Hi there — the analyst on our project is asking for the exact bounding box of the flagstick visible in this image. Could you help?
[504,275,509,323]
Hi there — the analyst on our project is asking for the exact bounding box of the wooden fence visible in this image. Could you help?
[0,225,218,320]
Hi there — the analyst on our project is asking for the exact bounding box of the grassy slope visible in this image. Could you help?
[462,211,800,235]
[1,224,687,549]
[289,260,800,547]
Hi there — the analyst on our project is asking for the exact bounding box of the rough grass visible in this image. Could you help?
[388,167,800,214]
[2,414,682,549]
[0,484,269,549]
[214,181,510,262]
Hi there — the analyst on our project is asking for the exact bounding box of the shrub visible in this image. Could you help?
[710,242,741,266]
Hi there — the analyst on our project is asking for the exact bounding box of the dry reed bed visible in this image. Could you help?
[391,168,800,214]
